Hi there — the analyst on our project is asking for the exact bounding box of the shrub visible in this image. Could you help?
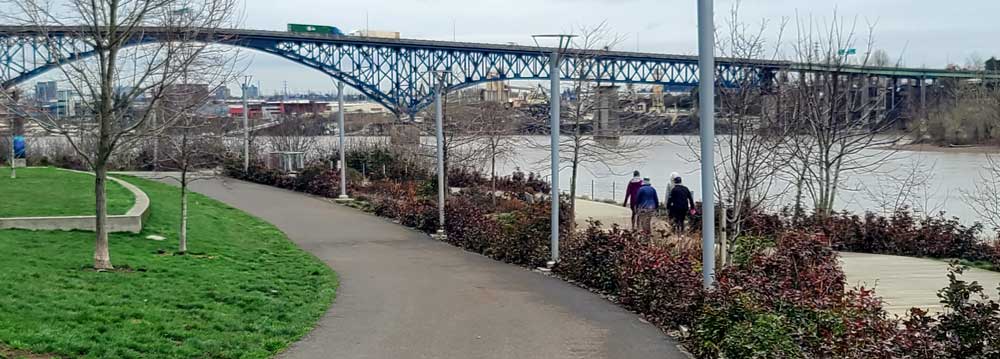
[932,263,1000,358]
[719,232,846,310]
[556,221,632,293]
[444,196,503,255]
[447,167,487,188]
[691,294,804,359]
[494,202,557,267]
[730,235,775,266]
[616,241,704,327]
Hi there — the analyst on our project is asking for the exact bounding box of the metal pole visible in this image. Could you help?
[697,0,716,288]
[337,80,349,200]
[548,50,561,266]
[435,73,446,236]
[242,80,250,173]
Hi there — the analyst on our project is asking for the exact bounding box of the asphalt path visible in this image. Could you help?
[177,177,685,359]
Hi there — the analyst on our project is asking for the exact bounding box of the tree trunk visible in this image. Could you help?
[8,129,14,179]
[93,164,113,270]
[569,158,579,232]
[720,208,729,266]
[179,177,188,254]
[490,150,497,206]
[793,162,807,223]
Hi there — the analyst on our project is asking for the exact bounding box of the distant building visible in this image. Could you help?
[35,81,57,102]
[987,57,1000,72]
[243,84,260,99]
[55,90,79,117]
[213,86,231,100]
[163,83,211,111]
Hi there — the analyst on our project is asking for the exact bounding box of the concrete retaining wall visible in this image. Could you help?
[0,170,150,233]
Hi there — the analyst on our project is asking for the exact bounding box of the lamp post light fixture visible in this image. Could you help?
[531,34,575,268]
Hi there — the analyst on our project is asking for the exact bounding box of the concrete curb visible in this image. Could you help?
[0,168,150,233]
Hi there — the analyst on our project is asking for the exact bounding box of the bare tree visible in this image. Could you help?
[527,22,652,229]
[156,106,224,254]
[477,102,518,193]
[964,155,1000,234]
[264,114,319,160]
[2,89,18,179]
[0,0,239,269]
[781,13,900,218]
[865,158,941,217]
[686,3,790,264]
[926,70,1000,146]
[870,49,892,67]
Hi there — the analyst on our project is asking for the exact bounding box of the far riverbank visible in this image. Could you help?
[886,142,1000,154]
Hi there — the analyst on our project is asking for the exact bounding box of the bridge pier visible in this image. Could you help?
[594,85,621,144]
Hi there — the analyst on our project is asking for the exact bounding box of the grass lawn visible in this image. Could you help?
[0,167,133,217]
[0,175,338,358]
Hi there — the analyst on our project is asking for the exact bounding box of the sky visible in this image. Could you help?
[232,0,1000,95]
[13,0,1000,96]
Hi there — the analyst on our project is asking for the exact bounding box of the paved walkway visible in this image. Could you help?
[574,199,672,231]
[840,252,1000,316]
[169,178,684,359]
[573,199,1000,318]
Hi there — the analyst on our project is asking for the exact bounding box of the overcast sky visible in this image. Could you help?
[15,0,998,95]
[234,0,1000,95]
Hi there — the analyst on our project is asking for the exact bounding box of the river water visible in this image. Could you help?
[317,135,990,224]
[27,134,991,224]
[496,136,987,223]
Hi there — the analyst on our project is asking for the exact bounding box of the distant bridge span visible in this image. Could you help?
[0,26,993,116]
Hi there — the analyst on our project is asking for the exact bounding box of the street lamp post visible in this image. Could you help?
[697,0,717,288]
[532,34,575,268]
[241,75,252,173]
[434,71,450,238]
[335,80,350,202]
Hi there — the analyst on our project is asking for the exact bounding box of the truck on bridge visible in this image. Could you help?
[287,23,344,36]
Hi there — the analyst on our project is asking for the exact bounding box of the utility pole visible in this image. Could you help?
[242,75,252,172]
[336,80,350,202]
[697,0,716,288]
[434,71,449,238]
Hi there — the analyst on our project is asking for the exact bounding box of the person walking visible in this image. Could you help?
[667,172,680,194]
[666,176,695,233]
[622,170,643,229]
[634,177,659,235]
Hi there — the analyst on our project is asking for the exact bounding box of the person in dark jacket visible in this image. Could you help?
[622,170,643,228]
[634,177,659,234]
[666,176,695,233]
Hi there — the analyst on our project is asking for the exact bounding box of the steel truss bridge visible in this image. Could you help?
[1,26,994,117]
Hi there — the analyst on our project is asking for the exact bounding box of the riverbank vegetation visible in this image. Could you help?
[0,176,337,358]
[228,144,1000,358]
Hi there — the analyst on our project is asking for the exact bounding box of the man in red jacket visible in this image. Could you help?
[622,170,643,229]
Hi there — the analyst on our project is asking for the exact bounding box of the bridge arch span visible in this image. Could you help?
[0,27,793,116]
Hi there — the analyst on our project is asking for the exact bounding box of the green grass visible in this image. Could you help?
[0,167,133,217]
[0,175,338,358]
